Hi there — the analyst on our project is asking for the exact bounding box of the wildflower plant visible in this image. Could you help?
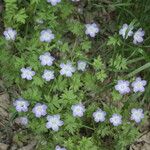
[0,0,150,150]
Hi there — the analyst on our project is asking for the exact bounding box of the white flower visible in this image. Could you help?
[85,23,99,37]
[93,109,106,123]
[115,80,130,95]
[131,77,147,93]
[119,24,133,39]
[47,0,61,6]
[46,115,64,131]
[55,145,66,150]
[32,103,47,118]
[42,70,54,81]
[71,103,85,117]
[36,19,44,24]
[21,67,35,80]
[19,117,28,126]
[109,114,122,126]
[60,61,76,77]
[133,28,145,44]
[39,52,55,66]
[40,29,55,43]
[13,98,29,112]
[3,27,17,41]
[131,108,144,123]
[77,61,87,71]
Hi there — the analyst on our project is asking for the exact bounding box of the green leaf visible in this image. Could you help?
[96,70,107,82]
[109,54,128,70]
[81,40,92,51]
[64,114,80,134]
[93,56,104,70]
[22,87,42,101]
[107,35,121,46]
[62,42,69,52]
[70,73,82,92]
[14,8,28,24]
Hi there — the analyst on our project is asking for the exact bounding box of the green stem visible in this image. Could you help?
[127,57,144,64]
[126,62,150,78]
[82,125,95,131]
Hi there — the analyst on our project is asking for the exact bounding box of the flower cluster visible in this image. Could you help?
[3,0,149,149]
[115,77,147,95]
[4,20,100,43]
[20,52,87,80]
[119,24,145,44]
[16,22,96,80]
[13,98,145,130]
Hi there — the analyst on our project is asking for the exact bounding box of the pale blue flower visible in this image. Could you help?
[32,103,47,118]
[3,27,17,40]
[119,24,133,39]
[77,61,87,71]
[40,29,55,43]
[71,103,85,117]
[110,114,122,126]
[133,28,145,44]
[42,70,54,81]
[131,108,144,123]
[131,77,147,93]
[115,80,130,95]
[13,98,29,112]
[85,23,99,37]
[60,61,76,77]
[46,114,64,131]
[19,117,28,125]
[47,0,61,6]
[93,109,106,123]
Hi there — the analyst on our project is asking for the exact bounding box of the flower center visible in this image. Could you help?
[26,71,32,76]
[51,119,57,124]
[44,56,50,62]
[136,82,142,88]
[76,108,81,112]
[120,84,125,89]
[37,106,42,112]
[19,102,24,107]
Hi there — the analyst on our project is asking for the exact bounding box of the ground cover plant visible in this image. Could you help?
[0,0,150,150]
